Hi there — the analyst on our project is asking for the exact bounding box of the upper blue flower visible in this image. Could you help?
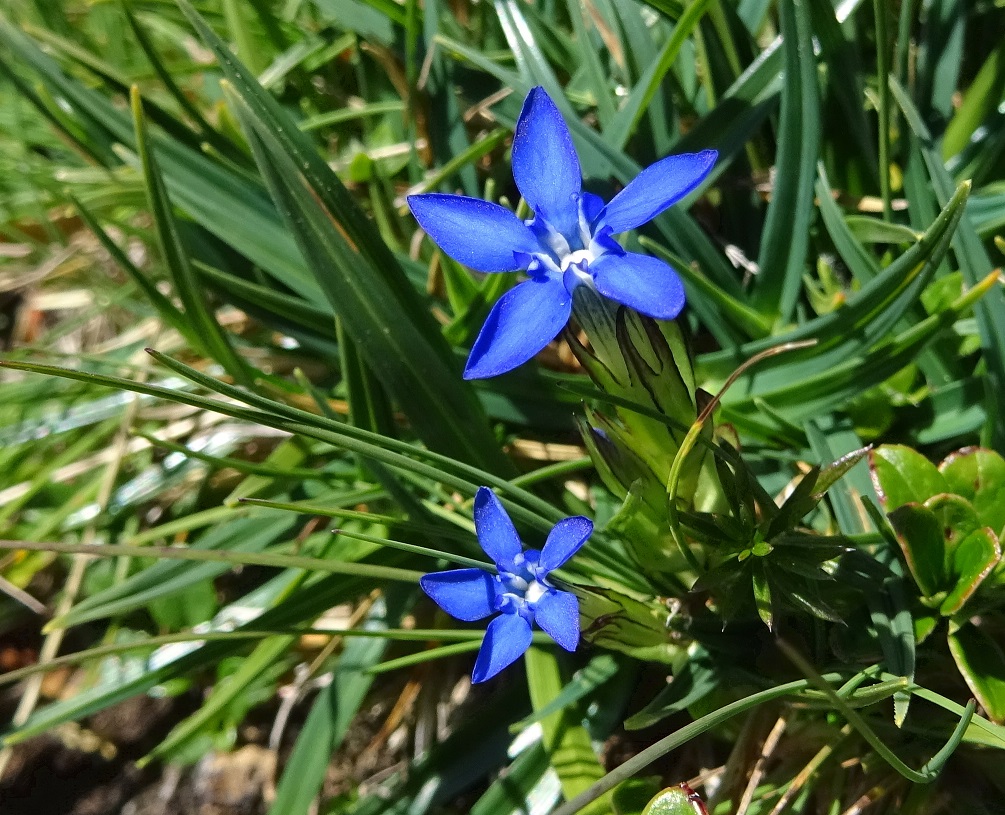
[420,486,592,683]
[407,86,717,379]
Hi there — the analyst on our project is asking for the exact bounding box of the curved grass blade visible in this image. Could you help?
[131,86,251,384]
[0,357,564,531]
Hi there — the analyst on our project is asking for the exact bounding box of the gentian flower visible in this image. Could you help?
[420,487,592,683]
[407,86,717,379]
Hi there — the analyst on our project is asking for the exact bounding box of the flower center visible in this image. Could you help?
[496,553,552,618]
[560,248,594,272]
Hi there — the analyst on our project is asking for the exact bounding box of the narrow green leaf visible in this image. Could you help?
[605,0,715,149]
[71,197,189,337]
[525,647,609,815]
[624,648,717,731]
[130,87,250,383]
[142,634,294,765]
[752,0,820,321]
[176,0,510,474]
[270,605,400,815]
[947,624,1005,724]
[890,76,1005,448]
[223,85,509,473]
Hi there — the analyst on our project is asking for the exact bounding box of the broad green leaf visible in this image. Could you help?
[940,448,1005,538]
[642,785,708,815]
[948,623,1005,724]
[612,778,663,815]
[887,503,947,597]
[924,493,982,554]
[870,445,949,510]
[940,527,1001,616]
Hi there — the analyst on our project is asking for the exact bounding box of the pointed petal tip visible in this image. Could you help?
[407,193,538,273]
[420,568,496,622]
[534,590,580,651]
[512,86,581,236]
[463,277,572,379]
[601,149,719,233]
[540,515,593,572]
[471,613,533,683]
[473,487,523,570]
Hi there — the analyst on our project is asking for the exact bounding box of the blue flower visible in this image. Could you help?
[407,86,717,379]
[420,486,592,683]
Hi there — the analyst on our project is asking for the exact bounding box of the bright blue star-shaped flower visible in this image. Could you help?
[407,86,717,379]
[420,486,592,683]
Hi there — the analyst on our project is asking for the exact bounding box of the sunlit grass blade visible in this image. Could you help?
[701,180,970,389]
[524,647,609,814]
[751,0,820,322]
[890,76,1005,448]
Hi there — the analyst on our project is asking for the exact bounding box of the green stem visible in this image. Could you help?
[664,340,817,570]
[874,0,893,220]
[551,673,846,815]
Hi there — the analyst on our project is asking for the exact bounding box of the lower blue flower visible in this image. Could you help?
[420,487,592,683]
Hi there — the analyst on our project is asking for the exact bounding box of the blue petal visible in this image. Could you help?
[600,150,717,234]
[533,590,580,651]
[512,87,582,240]
[407,193,539,272]
[539,516,593,572]
[473,487,522,572]
[471,612,533,683]
[580,191,606,228]
[463,276,572,379]
[591,252,686,320]
[420,569,497,621]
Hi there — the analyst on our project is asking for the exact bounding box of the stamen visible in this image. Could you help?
[561,248,594,272]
